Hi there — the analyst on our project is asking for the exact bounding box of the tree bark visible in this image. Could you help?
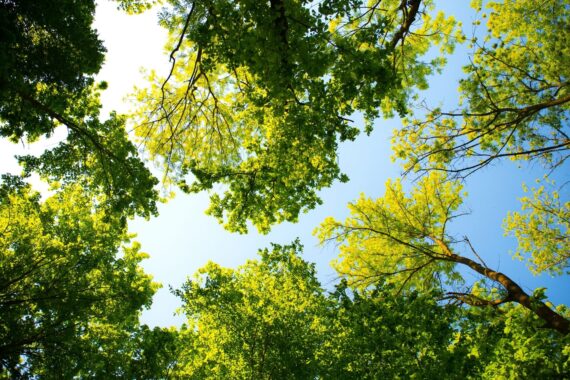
[433,238,569,335]
[390,0,422,49]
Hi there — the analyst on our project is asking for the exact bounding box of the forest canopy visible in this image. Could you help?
[0,0,569,378]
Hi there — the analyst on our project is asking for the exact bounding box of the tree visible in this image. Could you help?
[0,178,159,377]
[317,172,570,334]
[172,241,327,378]
[0,0,103,141]
[0,3,168,377]
[327,283,569,379]
[0,0,159,219]
[17,110,160,221]
[394,0,569,177]
[133,0,463,232]
[320,281,475,379]
[391,0,569,284]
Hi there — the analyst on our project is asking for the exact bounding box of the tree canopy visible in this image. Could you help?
[394,0,570,177]
[317,172,569,334]
[172,242,327,378]
[0,179,159,377]
[1,0,569,377]
[0,0,104,141]
[133,0,462,233]
[0,0,159,220]
[504,177,570,276]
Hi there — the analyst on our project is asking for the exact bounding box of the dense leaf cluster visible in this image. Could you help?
[0,180,159,376]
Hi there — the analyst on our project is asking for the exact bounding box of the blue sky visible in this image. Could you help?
[1,1,565,328]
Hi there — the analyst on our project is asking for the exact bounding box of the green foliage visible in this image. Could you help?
[504,178,570,276]
[0,0,103,141]
[0,0,159,219]
[172,245,483,379]
[454,304,570,379]
[66,323,180,379]
[114,0,163,14]
[317,172,464,291]
[394,0,570,176]
[18,111,159,220]
[317,171,570,334]
[320,282,474,379]
[0,180,159,377]
[173,241,327,378]
[1,0,569,377]
[133,0,461,232]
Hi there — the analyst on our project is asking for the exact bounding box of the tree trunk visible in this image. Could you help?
[433,238,569,335]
